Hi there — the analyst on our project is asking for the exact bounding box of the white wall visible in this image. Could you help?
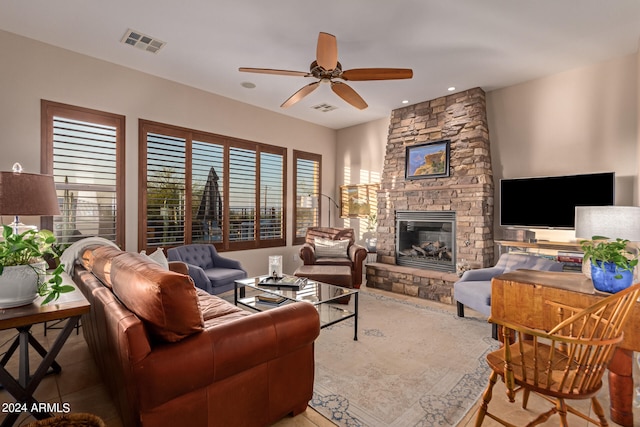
[0,30,337,276]
[334,117,389,243]
[486,53,639,241]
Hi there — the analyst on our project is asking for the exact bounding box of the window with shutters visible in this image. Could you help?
[41,100,125,247]
[139,120,286,251]
[293,150,321,245]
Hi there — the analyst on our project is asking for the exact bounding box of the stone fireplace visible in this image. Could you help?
[366,88,494,304]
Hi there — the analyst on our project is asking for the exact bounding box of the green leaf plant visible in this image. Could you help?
[0,225,74,305]
[580,235,638,279]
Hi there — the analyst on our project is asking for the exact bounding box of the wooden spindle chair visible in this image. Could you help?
[475,282,640,426]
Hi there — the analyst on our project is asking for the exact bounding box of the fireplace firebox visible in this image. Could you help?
[396,211,456,272]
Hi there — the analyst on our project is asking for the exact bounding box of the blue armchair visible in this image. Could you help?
[453,253,563,338]
[167,244,247,295]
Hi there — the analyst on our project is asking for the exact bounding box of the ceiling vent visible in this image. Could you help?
[121,29,165,53]
[311,103,338,113]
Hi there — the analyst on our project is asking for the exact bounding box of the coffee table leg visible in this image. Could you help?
[353,292,358,341]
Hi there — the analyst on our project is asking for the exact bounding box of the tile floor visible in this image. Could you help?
[0,300,637,426]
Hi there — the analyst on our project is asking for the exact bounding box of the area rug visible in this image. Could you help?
[309,289,499,427]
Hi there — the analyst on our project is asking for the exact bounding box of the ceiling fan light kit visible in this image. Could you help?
[239,32,413,110]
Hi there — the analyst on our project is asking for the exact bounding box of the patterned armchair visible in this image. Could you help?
[299,227,367,288]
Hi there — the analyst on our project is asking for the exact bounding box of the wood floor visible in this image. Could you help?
[0,304,637,426]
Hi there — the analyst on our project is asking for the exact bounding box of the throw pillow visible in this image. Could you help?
[314,237,350,259]
[140,248,169,270]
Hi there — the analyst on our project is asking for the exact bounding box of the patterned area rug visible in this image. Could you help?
[310,289,498,427]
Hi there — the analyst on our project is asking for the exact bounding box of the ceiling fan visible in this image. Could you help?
[239,32,413,110]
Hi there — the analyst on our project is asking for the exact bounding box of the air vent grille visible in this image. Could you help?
[121,29,165,53]
[311,103,338,113]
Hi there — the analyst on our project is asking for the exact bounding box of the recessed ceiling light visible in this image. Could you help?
[241,82,256,89]
[402,100,409,104]
[447,87,456,92]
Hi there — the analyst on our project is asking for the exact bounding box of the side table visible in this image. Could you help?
[0,273,89,427]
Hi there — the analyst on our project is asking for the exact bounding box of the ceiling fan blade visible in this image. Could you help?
[341,68,414,81]
[331,81,368,110]
[316,32,338,71]
[281,82,321,108]
[239,67,310,77]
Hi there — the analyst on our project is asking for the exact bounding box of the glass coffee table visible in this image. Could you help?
[234,275,359,340]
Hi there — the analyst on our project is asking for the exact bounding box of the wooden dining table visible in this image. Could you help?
[491,269,640,427]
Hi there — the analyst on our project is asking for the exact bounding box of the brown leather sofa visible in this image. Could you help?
[72,245,320,427]
[299,227,367,288]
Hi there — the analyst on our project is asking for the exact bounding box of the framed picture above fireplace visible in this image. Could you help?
[405,140,450,180]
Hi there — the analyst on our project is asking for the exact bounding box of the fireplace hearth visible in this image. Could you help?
[396,211,456,272]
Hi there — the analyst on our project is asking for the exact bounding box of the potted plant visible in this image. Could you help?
[580,235,638,293]
[0,225,74,307]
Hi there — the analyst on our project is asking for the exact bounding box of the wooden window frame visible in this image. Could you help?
[138,119,287,252]
[293,150,322,245]
[41,100,126,248]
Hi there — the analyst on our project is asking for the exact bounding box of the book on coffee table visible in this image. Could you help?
[258,276,307,289]
[255,293,287,305]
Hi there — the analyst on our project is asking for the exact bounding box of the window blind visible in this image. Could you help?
[294,152,321,243]
[139,120,288,251]
[260,152,284,241]
[228,147,256,242]
[52,116,118,243]
[192,140,224,243]
[146,133,186,248]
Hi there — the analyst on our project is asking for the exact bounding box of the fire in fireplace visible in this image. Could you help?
[396,210,456,272]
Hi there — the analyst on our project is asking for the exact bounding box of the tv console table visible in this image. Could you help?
[496,240,584,270]
[496,239,582,254]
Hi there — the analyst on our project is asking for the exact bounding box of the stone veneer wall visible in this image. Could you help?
[366,87,494,304]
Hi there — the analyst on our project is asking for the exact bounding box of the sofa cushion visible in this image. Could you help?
[195,288,249,327]
[84,245,124,289]
[314,237,350,259]
[109,252,205,342]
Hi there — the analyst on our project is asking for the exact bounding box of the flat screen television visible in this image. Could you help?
[500,172,615,229]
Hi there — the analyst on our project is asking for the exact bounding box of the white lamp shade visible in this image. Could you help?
[299,195,318,209]
[575,206,640,241]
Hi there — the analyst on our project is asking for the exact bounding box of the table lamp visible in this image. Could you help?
[575,206,640,242]
[575,206,640,279]
[0,163,61,233]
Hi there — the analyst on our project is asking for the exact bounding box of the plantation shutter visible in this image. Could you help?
[294,152,321,244]
[192,140,224,243]
[146,133,186,248]
[260,151,284,241]
[51,116,119,244]
[228,146,256,244]
[138,120,288,251]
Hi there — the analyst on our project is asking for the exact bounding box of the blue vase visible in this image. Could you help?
[590,261,634,293]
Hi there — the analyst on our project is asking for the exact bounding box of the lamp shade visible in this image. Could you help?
[0,171,61,216]
[299,195,318,209]
[575,206,640,241]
